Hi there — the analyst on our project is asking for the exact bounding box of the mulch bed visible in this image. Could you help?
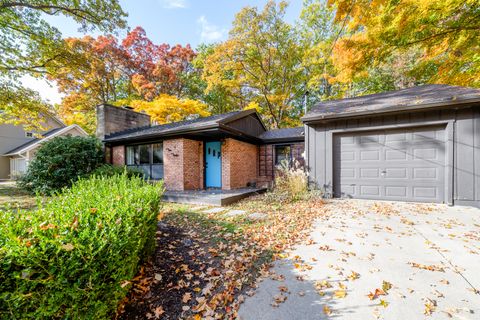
[116,219,248,320]
[117,222,207,319]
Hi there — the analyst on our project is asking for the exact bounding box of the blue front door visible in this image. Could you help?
[205,141,222,188]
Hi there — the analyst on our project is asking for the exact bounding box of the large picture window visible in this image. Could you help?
[125,142,164,179]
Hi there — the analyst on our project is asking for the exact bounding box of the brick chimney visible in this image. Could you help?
[96,104,151,140]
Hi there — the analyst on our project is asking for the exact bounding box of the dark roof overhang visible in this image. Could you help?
[260,137,304,144]
[302,98,480,124]
[104,124,264,146]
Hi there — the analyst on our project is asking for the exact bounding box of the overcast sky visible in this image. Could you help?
[24,0,303,105]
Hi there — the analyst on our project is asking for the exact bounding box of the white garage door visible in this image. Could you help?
[333,126,446,203]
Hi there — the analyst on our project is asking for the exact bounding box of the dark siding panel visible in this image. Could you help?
[306,125,315,181]
[357,117,370,128]
[371,116,383,126]
[455,109,475,201]
[346,119,359,128]
[225,115,265,136]
[316,126,326,190]
[475,108,480,202]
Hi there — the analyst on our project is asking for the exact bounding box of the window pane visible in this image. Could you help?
[275,145,291,165]
[139,145,150,164]
[151,164,164,179]
[126,146,135,165]
[152,143,163,164]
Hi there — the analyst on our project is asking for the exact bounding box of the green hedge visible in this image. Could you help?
[18,136,104,195]
[0,174,163,319]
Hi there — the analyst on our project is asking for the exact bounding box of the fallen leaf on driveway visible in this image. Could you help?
[400,218,415,225]
[278,285,289,293]
[319,245,334,251]
[409,262,445,272]
[424,300,437,316]
[334,289,347,298]
[382,281,392,293]
[379,299,389,308]
[367,288,387,300]
[347,271,360,281]
[315,280,332,290]
[323,305,332,316]
[273,293,287,304]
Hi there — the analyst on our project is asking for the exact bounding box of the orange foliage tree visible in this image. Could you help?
[329,0,480,88]
[48,27,199,132]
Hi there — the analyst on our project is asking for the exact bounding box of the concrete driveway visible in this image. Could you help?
[238,200,480,319]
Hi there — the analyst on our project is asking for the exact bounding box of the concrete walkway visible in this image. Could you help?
[238,200,480,319]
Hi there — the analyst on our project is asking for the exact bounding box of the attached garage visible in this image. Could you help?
[333,126,446,203]
[303,84,480,208]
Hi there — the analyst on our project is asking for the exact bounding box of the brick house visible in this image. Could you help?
[97,104,304,191]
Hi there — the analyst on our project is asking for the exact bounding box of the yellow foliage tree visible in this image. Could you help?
[119,94,210,124]
[202,1,305,129]
[329,0,480,87]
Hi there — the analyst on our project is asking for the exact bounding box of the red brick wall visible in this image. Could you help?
[183,139,204,190]
[112,146,125,165]
[222,138,258,190]
[164,138,203,191]
[164,139,183,191]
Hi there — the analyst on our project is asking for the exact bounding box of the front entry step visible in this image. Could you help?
[162,188,266,206]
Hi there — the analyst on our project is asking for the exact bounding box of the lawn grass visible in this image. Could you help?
[0,182,37,210]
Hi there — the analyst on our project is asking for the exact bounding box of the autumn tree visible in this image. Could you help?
[297,0,343,105]
[47,27,200,132]
[0,0,127,130]
[203,1,306,128]
[329,0,480,88]
[118,94,210,124]
[48,35,129,132]
[123,27,196,100]
[185,44,239,114]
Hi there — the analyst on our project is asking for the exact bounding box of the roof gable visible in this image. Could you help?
[222,113,266,137]
[4,125,87,156]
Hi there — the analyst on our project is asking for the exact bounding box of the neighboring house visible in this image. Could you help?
[303,84,480,208]
[97,104,305,191]
[0,116,88,180]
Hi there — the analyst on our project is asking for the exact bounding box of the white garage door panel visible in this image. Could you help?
[333,126,446,203]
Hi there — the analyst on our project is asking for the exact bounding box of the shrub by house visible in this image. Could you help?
[18,136,104,195]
